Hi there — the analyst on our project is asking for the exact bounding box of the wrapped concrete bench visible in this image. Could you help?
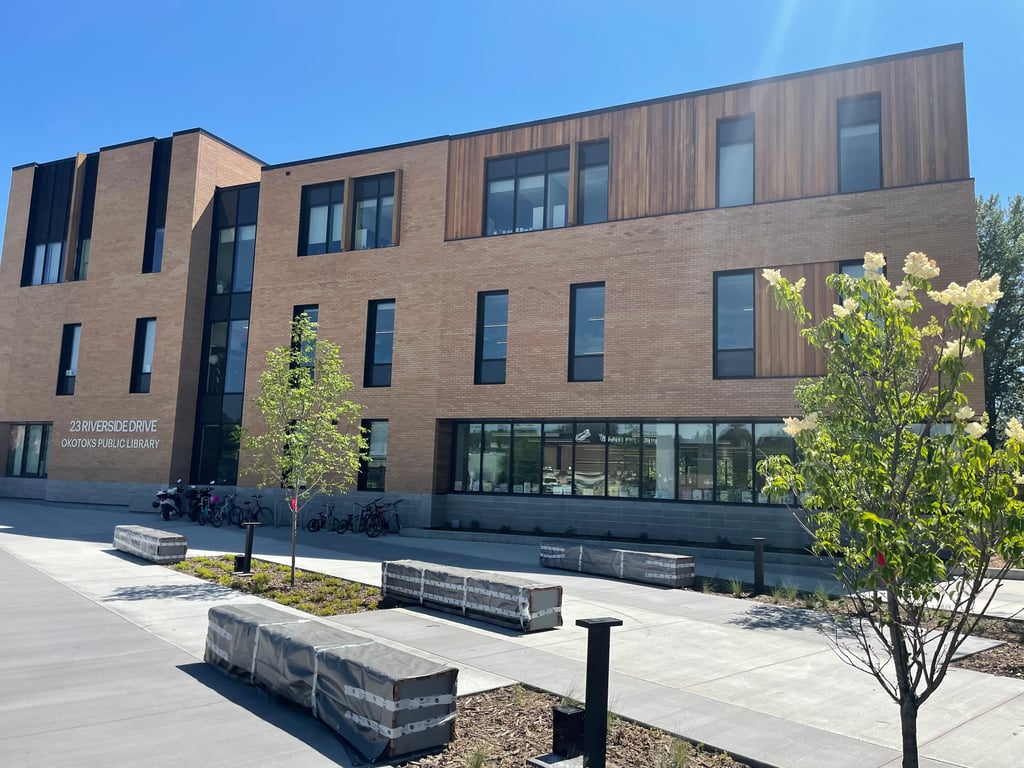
[205,604,458,761]
[539,541,695,588]
[113,524,188,564]
[381,559,563,632]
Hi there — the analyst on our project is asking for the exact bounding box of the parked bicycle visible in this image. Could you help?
[306,503,353,533]
[196,489,224,527]
[363,498,403,538]
[238,494,273,527]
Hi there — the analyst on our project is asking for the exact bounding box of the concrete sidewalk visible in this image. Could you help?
[2,498,1023,767]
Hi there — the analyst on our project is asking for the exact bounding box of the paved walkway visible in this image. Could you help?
[1,498,1023,767]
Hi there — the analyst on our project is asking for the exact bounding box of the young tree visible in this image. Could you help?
[760,252,1024,768]
[238,313,366,586]
[978,194,1024,440]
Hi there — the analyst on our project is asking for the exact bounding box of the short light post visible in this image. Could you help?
[576,617,623,768]
[236,521,259,574]
[752,537,767,596]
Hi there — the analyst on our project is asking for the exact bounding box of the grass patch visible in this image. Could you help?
[170,554,381,617]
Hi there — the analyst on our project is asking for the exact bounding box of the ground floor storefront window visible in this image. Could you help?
[5,423,51,478]
[449,419,795,505]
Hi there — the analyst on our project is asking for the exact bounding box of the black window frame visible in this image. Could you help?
[569,282,605,382]
[21,157,75,287]
[364,299,395,388]
[475,290,508,385]
[713,270,756,379]
[577,140,610,225]
[350,173,396,250]
[484,147,570,236]
[837,93,882,194]
[130,317,157,394]
[74,152,99,281]
[357,419,388,491]
[716,115,755,208]
[298,180,345,256]
[142,138,172,274]
[56,323,81,396]
[5,422,52,478]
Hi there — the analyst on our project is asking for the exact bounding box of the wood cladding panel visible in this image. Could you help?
[445,47,968,240]
[756,262,831,378]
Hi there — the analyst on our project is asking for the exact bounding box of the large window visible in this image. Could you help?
[485,148,569,236]
[717,116,754,207]
[475,291,508,385]
[838,94,882,194]
[5,423,51,478]
[21,157,75,287]
[74,152,99,281]
[299,181,344,255]
[352,174,395,250]
[714,271,754,378]
[450,419,795,505]
[578,141,609,225]
[358,420,388,491]
[365,300,395,387]
[130,318,156,393]
[570,282,605,382]
[143,138,172,273]
[56,323,81,396]
[292,304,319,372]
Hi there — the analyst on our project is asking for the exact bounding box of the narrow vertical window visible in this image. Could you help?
[293,304,319,373]
[74,152,99,281]
[714,271,754,378]
[475,290,508,384]
[365,300,395,387]
[352,174,395,250]
[130,317,157,393]
[569,282,604,382]
[21,158,74,286]
[578,141,609,224]
[717,116,754,207]
[5,423,51,478]
[142,138,172,273]
[56,323,81,396]
[298,181,344,255]
[358,420,388,490]
[838,94,882,193]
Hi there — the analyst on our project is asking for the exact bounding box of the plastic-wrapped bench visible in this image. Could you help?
[113,525,188,564]
[539,541,695,588]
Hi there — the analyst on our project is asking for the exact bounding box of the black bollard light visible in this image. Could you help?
[576,617,623,768]
[240,521,260,573]
[752,537,767,596]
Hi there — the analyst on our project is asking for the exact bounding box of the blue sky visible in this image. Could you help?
[1,1,1020,255]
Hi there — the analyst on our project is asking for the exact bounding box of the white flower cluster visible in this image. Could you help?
[939,339,973,360]
[762,268,782,286]
[783,412,818,437]
[928,275,1003,308]
[832,298,858,318]
[1006,417,1024,443]
[903,251,941,280]
[964,422,987,439]
[954,406,975,421]
[863,251,886,277]
[793,277,806,293]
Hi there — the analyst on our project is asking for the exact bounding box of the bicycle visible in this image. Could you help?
[221,493,245,526]
[238,494,273,527]
[196,491,224,527]
[306,503,353,533]
[352,497,383,533]
[364,498,403,538]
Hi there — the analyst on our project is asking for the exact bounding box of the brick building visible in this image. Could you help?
[0,44,979,548]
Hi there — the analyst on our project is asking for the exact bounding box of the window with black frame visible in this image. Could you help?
[578,141,609,224]
[351,174,395,250]
[485,148,569,235]
[475,290,508,384]
[298,181,344,255]
[365,299,395,387]
[142,138,172,273]
[21,157,74,287]
[130,318,156,393]
[838,94,882,193]
[717,115,754,207]
[5,423,51,478]
[714,271,754,377]
[56,323,81,396]
[358,419,388,491]
[569,283,605,382]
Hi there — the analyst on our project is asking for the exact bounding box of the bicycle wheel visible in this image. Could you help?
[389,513,401,534]
[227,504,242,527]
[306,518,322,532]
[257,505,273,526]
[197,508,206,526]
[365,513,383,538]
[211,508,223,527]
[336,517,352,533]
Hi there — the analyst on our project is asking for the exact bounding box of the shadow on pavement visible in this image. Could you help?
[726,602,829,631]
[103,582,236,602]
[176,662,359,766]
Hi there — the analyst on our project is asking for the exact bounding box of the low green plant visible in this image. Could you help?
[729,578,744,597]
[466,748,489,768]
[250,572,272,592]
[653,738,691,768]
[699,577,715,594]
[771,584,785,604]
[813,585,832,608]
[782,582,799,601]
[511,683,525,707]
[194,566,217,580]
[469,519,482,531]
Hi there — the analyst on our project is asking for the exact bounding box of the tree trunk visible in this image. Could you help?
[900,698,919,768]
[290,492,298,587]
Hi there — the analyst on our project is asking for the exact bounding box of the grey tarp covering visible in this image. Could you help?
[252,620,373,709]
[315,640,458,761]
[539,541,695,588]
[382,560,563,631]
[205,603,308,679]
[113,524,188,564]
